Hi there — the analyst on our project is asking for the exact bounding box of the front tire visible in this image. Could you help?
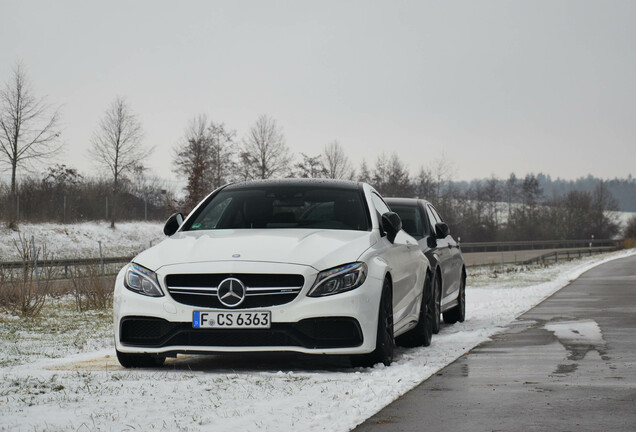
[443,271,466,324]
[116,350,166,368]
[396,275,433,348]
[351,278,394,367]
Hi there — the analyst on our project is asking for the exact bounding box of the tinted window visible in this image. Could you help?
[389,204,426,238]
[185,186,370,231]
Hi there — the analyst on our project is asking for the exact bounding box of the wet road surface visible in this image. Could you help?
[356,254,636,432]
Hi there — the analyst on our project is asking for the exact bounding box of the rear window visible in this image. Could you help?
[184,185,370,232]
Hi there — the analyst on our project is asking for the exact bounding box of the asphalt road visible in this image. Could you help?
[356,254,636,432]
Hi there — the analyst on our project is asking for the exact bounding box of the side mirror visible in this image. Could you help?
[435,222,449,239]
[381,212,402,243]
[164,212,184,236]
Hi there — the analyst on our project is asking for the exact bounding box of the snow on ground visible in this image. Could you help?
[0,221,164,261]
[614,210,636,229]
[1,249,635,431]
[544,320,605,346]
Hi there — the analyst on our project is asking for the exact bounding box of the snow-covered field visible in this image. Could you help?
[1,213,633,262]
[1,249,634,432]
[0,222,164,261]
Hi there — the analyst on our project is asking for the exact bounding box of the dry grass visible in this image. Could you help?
[0,234,57,317]
[622,238,636,250]
[68,265,115,311]
[0,234,115,316]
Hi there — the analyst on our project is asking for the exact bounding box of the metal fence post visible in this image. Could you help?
[31,236,40,288]
[98,240,105,276]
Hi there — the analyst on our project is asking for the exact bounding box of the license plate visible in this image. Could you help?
[192,311,271,329]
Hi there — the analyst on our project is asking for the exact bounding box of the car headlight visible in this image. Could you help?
[308,262,368,297]
[124,263,164,297]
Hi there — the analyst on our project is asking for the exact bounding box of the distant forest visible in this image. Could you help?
[453,174,636,212]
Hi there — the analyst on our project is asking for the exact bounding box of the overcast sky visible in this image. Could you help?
[1,0,635,187]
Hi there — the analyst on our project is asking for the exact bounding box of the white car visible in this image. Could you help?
[114,179,432,368]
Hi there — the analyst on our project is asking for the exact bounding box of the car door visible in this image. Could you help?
[431,205,463,290]
[425,204,458,305]
[370,193,421,328]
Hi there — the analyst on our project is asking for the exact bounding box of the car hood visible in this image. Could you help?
[134,229,377,271]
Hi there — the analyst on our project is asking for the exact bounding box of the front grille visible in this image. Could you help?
[165,273,305,309]
[119,316,363,349]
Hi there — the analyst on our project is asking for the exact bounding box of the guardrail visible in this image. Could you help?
[0,256,133,270]
[0,256,133,277]
[459,239,621,253]
[0,238,624,275]
[520,247,616,266]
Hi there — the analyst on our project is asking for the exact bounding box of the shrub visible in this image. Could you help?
[0,234,57,317]
[68,264,114,311]
[624,215,636,240]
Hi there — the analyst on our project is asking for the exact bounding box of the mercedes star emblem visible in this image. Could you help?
[217,277,246,307]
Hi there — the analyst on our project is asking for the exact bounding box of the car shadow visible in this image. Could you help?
[161,351,355,373]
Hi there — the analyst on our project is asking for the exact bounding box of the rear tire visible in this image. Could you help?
[396,275,433,348]
[116,350,166,368]
[443,271,466,324]
[351,278,394,367]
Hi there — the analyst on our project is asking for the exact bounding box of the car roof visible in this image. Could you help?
[385,197,431,206]
[224,178,364,191]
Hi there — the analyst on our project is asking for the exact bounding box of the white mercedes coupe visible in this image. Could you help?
[114,179,432,368]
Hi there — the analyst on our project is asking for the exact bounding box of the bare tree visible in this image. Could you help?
[240,115,291,179]
[358,159,371,184]
[90,97,149,228]
[173,115,214,210]
[591,180,620,238]
[323,141,354,180]
[503,173,519,221]
[414,166,435,199]
[372,153,412,197]
[237,151,254,182]
[0,63,61,229]
[295,153,327,178]
[431,155,454,205]
[208,121,236,188]
[624,215,636,239]
[173,115,236,210]
[372,153,389,190]
[483,175,502,230]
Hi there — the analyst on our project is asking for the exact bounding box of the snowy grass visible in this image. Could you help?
[1,249,635,431]
[0,297,112,368]
[0,221,164,261]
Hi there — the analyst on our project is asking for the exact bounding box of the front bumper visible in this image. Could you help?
[114,261,383,355]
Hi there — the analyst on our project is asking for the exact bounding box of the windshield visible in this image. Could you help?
[184,185,370,231]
